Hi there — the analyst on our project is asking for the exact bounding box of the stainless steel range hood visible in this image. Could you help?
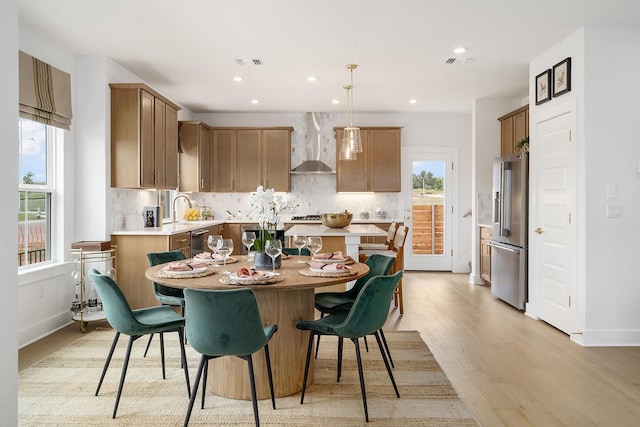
[291,112,335,175]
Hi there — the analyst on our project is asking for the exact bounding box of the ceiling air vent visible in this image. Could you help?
[235,58,263,66]
[444,57,476,65]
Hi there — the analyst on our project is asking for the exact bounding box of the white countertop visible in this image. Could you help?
[111,220,224,236]
[285,223,387,237]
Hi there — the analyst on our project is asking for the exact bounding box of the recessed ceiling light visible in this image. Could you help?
[233,76,243,82]
[307,76,317,82]
[250,99,259,104]
[332,99,340,105]
[453,47,466,54]
[409,99,418,104]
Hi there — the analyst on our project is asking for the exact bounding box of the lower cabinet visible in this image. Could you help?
[479,226,492,283]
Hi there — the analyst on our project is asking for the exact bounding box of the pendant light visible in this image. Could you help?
[340,64,362,160]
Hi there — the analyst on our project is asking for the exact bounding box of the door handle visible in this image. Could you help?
[534,227,543,234]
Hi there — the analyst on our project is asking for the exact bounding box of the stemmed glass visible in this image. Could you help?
[292,234,308,263]
[307,236,323,260]
[242,231,256,261]
[207,234,222,266]
[264,239,283,274]
[216,238,234,274]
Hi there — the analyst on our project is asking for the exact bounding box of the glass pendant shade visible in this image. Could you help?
[343,126,362,153]
[339,137,357,160]
[340,64,362,160]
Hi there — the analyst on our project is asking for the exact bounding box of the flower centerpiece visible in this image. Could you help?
[248,186,298,268]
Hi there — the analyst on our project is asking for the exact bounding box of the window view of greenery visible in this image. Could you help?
[412,161,445,255]
[412,162,444,206]
[18,118,52,267]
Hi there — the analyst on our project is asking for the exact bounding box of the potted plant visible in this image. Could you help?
[248,186,298,269]
[515,136,529,154]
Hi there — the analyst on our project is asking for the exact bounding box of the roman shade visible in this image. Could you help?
[19,51,72,130]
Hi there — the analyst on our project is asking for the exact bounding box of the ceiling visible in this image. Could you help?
[18,0,640,114]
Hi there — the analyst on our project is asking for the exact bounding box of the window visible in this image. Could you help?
[18,118,58,267]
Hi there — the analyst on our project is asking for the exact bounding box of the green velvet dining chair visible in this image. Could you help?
[296,271,403,423]
[282,247,311,256]
[313,254,396,364]
[144,250,187,355]
[88,269,191,419]
[182,287,278,427]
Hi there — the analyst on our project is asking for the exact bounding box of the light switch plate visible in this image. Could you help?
[606,184,617,199]
[607,205,622,218]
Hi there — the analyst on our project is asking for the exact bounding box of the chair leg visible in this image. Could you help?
[178,328,191,397]
[352,338,369,422]
[374,331,400,398]
[143,333,154,357]
[264,344,276,410]
[396,278,404,314]
[378,329,394,368]
[96,331,121,396]
[246,355,260,427]
[112,335,135,419]
[159,332,166,379]
[184,355,207,427]
[300,332,315,404]
[201,360,208,409]
[337,337,344,382]
[314,312,325,359]
[364,335,369,352]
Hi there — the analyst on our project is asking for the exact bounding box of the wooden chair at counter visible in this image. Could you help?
[358,222,398,256]
[358,226,409,314]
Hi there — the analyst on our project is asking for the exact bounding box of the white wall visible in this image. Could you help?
[1,1,18,423]
[530,26,640,345]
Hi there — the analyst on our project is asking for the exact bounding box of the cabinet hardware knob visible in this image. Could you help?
[534,227,543,234]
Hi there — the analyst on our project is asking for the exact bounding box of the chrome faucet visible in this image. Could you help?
[172,195,192,223]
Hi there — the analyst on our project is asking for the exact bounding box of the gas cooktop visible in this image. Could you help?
[291,215,321,221]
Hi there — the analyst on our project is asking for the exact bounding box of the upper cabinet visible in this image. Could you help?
[498,105,529,156]
[110,83,180,189]
[179,121,210,192]
[335,127,402,192]
[211,127,292,192]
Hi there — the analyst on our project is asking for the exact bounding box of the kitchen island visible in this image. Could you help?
[285,223,387,260]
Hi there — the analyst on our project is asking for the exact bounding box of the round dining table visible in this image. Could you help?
[144,255,370,400]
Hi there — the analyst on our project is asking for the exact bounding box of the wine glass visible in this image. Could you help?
[242,231,256,261]
[307,236,322,260]
[264,239,283,274]
[207,234,222,266]
[292,234,308,263]
[216,238,234,274]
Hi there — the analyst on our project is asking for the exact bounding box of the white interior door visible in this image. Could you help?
[534,110,576,333]
[403,148,454,271]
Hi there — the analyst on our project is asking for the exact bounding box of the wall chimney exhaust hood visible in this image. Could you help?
[290,112,335,175]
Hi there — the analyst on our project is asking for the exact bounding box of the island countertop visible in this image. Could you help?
[285,223,387,237]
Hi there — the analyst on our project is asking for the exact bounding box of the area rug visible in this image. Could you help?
[19,328,479,426]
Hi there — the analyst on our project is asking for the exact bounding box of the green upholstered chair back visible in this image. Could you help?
[88,269,143,336]
[335,271,403,339]
[146,250,186,299]
[184,288,271,357]
[282,247,311,256]
[348,254,396,298]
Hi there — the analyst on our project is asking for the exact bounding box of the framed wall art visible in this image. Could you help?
[535,69,552,105]
[553,57,571,97]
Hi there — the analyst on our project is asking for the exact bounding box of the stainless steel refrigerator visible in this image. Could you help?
[489,152,528,310]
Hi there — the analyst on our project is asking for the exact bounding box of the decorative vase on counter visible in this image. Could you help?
[253,252,282,270]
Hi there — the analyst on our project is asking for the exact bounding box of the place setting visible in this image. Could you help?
[219,238,284,285]
[155,260,215,279]
[300,249,357,278]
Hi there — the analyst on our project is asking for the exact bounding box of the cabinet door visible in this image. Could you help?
[140,90,156,188]
[211,129,235,192]
[198,125,210,191]
[153,97,167,187]
[500,116,514,156]
[369,128,401,192]
[164,104,179,189]
[514,110,527,149]
[480,239,491,282]
[179,122,209,192]
[235,129,262,192]
[262,129,291,191]
[336,128,368,192]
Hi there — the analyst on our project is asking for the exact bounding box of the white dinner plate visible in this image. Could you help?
[163,267,208,275]
[230,271,280,282]
[311,257,348,263]
[309,267,350,274]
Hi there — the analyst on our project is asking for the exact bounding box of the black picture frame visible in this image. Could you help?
[552,57,571,97]
[535,69,552,105]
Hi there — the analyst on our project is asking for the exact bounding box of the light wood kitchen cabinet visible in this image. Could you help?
[335,127,402,192]
[110,83,180,189]
[480,226,492,283]
[499,105,529,156]
[211,129,235,192]
[210,127,292,192]
[179,121,210,192]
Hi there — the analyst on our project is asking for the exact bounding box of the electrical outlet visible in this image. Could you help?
[607,205,622,218]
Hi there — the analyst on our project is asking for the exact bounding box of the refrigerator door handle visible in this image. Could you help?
[501,162,513,237]
[488,242,520,254]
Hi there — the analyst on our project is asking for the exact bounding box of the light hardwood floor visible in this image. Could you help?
[19,272,640,426]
